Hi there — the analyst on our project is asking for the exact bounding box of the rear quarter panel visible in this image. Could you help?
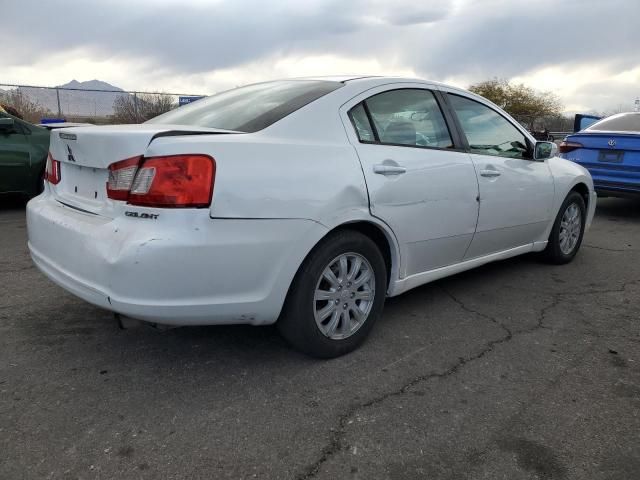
[146,134,370,227]
[146,131,402,292]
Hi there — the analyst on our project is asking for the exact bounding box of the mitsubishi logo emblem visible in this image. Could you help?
[66,144,76,162]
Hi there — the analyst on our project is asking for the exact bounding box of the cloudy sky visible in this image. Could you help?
[3,0,639,113]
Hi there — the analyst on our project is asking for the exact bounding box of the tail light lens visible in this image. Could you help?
[559,141,583,154]
[45,153,62,185]
[107,156,141,201]
[107,154,215,208]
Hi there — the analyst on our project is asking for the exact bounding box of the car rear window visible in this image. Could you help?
[146,80,343,133]
[587,113,640,132]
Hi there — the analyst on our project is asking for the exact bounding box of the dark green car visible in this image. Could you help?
[0,112,50,197]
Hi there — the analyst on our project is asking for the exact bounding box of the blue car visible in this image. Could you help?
[560,112,640,197]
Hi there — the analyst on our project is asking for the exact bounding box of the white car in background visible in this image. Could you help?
[27,76,596,358]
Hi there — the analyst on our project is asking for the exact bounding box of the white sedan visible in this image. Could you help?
[27,76,596,357]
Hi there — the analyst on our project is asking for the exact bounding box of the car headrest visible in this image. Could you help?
[382,119,416,145]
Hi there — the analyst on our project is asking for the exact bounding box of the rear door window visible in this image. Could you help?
[360,89,453,149]
[348,103,375,142]
[448,94,530,159]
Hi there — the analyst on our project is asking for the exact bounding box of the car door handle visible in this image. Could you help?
[373,164,407,175]
[480,169,501,178]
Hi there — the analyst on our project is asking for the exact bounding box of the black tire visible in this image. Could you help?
[277,230,387,358]
[543,191,586,264]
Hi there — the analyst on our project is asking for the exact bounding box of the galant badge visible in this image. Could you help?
[66,144,76,162]
[607,139,616,148]
[59,132,76,140]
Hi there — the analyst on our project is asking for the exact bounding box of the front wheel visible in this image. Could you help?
[543,191,586,264]
[277,230,387,358]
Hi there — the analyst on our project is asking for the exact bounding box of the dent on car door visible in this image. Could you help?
[0,118,32,193]
[445,93,554,258]
[346,87,479,277]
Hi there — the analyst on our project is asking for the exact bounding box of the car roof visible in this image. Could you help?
[584,112,640,134]
[292,75,377,83]
[291,75,470,98]
[298,75,455,87]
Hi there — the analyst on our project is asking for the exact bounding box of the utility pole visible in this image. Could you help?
[133,92,139,123]
[56,87,62,117]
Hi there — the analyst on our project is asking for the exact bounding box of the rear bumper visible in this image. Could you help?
[27,195,326,325]
[593,180,640,197]
[577,162,640,196]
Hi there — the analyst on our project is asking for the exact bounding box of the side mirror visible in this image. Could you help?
[0,117,15,131]
[534,141,557,160]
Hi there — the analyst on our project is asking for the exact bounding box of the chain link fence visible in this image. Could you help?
[510,113,574,143]
[0,83,207,125]
[1,82,577,141]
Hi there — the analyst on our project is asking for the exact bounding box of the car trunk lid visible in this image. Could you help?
[48,124,237,215]
[566,132,640,152]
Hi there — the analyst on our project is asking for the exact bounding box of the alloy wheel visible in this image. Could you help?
[313,252,375,340]
[559,202,582,255]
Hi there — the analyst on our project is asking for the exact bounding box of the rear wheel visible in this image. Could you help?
[277,230,387,358]
[543,191,586,264]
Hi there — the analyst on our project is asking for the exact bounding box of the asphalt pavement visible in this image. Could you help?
[1,196,638,480]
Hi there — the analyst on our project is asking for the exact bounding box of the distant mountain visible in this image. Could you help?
[16,79,129,118]
[59,79,125,92]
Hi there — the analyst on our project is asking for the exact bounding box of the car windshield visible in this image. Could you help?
[146,80,343,133]
[586,113,640,132]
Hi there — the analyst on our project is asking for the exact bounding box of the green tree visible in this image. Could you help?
[469,78,563,129]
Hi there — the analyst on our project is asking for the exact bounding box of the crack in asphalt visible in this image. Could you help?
[295,278,639,479]
[567,279,639,297]
[440,286,513,338]
[295,287,562,479]
[584,243,638,252]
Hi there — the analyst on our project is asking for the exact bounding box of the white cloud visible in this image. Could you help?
[2,0,639,113]
[512,64,640,113]
[2,50,417,95]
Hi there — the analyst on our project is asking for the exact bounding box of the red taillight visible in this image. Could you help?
[45,153,61,185]
[128,155,215,208]
[559,141,583,154]
[107,156,141,201]
[107,154,215,208]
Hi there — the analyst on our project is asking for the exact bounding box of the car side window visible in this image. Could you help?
[0,112,27,135]
[348,103,375,142]
[363,89,453,149]
[448,94,530,159]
